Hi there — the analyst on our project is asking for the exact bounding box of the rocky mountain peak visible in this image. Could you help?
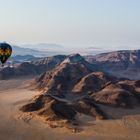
[62,53,85,64]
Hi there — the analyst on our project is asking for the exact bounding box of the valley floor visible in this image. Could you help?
[0,79,140,140]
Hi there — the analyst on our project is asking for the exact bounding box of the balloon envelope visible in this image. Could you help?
[0,43,12,64]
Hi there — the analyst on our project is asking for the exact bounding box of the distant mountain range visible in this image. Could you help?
[12,44,66,57]
[12,45,44,57]
[12,43,111,57]
[1,49,140,80]
[21,43,64,52]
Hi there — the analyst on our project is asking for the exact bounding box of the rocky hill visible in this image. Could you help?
[0,55,66,80]
[91,80,140,107]
[35,54,96,95]
[85,50,140,80]
[21,54,140,129]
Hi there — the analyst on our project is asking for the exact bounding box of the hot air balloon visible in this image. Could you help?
[0,43,12,66]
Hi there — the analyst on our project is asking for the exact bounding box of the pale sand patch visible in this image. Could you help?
[0,79,140,140]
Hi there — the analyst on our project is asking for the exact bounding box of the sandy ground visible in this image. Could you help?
[0,79,140,140]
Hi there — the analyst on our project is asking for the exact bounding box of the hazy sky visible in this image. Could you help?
[0,0,140,49]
